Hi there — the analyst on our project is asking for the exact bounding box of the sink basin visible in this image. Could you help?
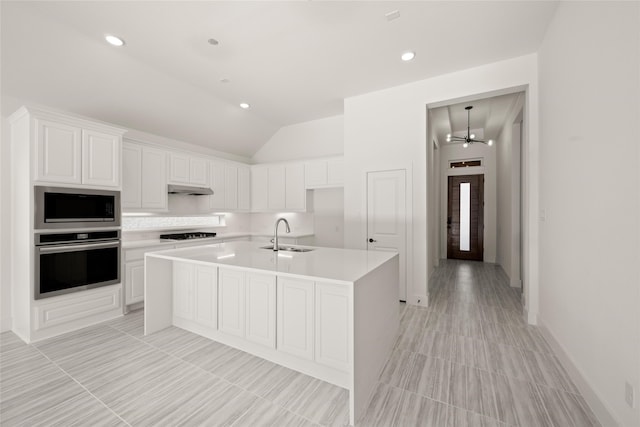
[260,245,314,253]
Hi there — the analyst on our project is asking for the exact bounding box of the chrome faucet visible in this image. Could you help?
[273,218,291,251]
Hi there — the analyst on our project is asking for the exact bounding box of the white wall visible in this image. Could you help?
[439,143,497,263]
[537,3,640,426]
[344,54,539,308]
[1,115,12,331]
[251,115,343,163]
[311,188,344,248]
[495,95,524,287]
[249,211,314,237]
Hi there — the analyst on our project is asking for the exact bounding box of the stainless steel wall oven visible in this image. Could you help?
[35,230,121,300]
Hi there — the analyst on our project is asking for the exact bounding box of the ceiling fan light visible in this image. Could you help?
[488,139,494,146]
[470,133,475,139]
[463,142,469,148]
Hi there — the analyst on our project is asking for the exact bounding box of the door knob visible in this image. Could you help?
[369,238,377,243]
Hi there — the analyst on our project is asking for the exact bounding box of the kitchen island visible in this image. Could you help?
[144,241,399,425]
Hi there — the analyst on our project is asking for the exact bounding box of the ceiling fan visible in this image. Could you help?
[446,106,494,148]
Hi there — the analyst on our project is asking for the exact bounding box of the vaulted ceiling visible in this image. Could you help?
[1,1,558,157]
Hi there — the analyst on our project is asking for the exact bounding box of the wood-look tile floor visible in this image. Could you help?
[1,259,600,426]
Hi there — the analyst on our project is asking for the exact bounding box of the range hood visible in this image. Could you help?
[167,184,213,196]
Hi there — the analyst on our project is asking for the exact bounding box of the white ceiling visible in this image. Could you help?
[430,93,523,147]
[1,1,558,157]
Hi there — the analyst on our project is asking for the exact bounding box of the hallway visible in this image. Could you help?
[361,259,600,426]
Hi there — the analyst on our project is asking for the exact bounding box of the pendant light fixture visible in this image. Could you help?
[446,106,494,148]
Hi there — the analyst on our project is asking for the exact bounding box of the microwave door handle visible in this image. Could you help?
[38,241,120,253]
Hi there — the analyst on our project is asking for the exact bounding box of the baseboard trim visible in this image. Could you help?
[538,319,621,427]
[523,306,538,325]
[0,316,12,332]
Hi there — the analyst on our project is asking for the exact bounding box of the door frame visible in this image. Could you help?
[364,165,413,305]
[426,84,538,325]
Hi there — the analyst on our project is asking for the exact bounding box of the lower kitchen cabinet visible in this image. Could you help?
[218,268,245,337]
[125,260,145,305]
[245,273,276,348]
[277,277,315,360]
[173,262,217,328]
[315,282,351,371]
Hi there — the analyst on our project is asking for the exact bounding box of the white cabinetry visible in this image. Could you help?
[173,261,217,328]
[251,163,306,212]
[305,157,344,189]
[124,244,171,305]
[315,283,351,371]
[209,161,250,212]
[82,130,120,187]
[169,153,208,186]
[245,273,276,348]
[34,116,123,188]
[122,142,167,211]
[251,166,268,211]
[277,277,314,360]
[218,268,245,337]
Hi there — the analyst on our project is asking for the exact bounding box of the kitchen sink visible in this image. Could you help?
[260,245,314,252]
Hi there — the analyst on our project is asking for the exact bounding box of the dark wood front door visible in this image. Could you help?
[447,174,484,261]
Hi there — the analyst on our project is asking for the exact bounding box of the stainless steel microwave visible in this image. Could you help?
[34,186,121,230]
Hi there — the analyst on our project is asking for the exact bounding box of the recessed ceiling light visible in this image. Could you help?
[401,51,415,61]
[208,38,219,46]
[385,10,400,21]
[220,78,230,83]
[239,103,250,109]
[105,34,125,47]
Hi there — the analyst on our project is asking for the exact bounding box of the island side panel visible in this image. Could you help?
[144,256,173,335]
[352,255,399,424]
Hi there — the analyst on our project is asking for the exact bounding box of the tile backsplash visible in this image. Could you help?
[122,215,223,231]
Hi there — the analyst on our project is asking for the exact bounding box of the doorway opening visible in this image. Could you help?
[426,89,528,313]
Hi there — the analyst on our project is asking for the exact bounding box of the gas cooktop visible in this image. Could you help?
[159,232,217,241]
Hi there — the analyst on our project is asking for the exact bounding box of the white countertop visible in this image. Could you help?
[145,241,397,284]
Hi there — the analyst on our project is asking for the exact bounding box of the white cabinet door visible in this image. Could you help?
[122,143,142,209]
[125,260,145,305]
[209,160,226,210]
[277,277,314,360]
[327,158,344,186]
[245,273,276,348]
[315,282,351,371]
[251,166,268,212]
[35,119,82,184]
[218,268,245,337]
[285,164,305,210]
[190,157,208,186]
[225,165,238,210]
[169,153,190,183]
[268,166,286,210]
[194,266,217,329]
[305,161,327,188]
[173,262,195,320]
[141,147,167,210]
[82,129,120,188]
[238,166,251,211]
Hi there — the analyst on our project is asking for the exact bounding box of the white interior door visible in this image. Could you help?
[367,169,407,301]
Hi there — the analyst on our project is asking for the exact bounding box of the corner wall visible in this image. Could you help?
[1,115,11,331]
[537,2,640,425]
[343,54,539,309]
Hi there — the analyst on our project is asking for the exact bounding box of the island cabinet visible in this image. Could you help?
[144,241,399,426]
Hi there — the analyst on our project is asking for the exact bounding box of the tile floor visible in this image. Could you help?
[0,259,600,426]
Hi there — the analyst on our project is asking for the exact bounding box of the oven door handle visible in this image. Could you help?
[38,241,120,253]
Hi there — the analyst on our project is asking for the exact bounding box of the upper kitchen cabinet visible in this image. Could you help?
[251,162,306,212]
[122,141,168,211]
[209,160,250,212]
[26,108,125,188]
[304,157,344,189]
[169,152,208,186]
